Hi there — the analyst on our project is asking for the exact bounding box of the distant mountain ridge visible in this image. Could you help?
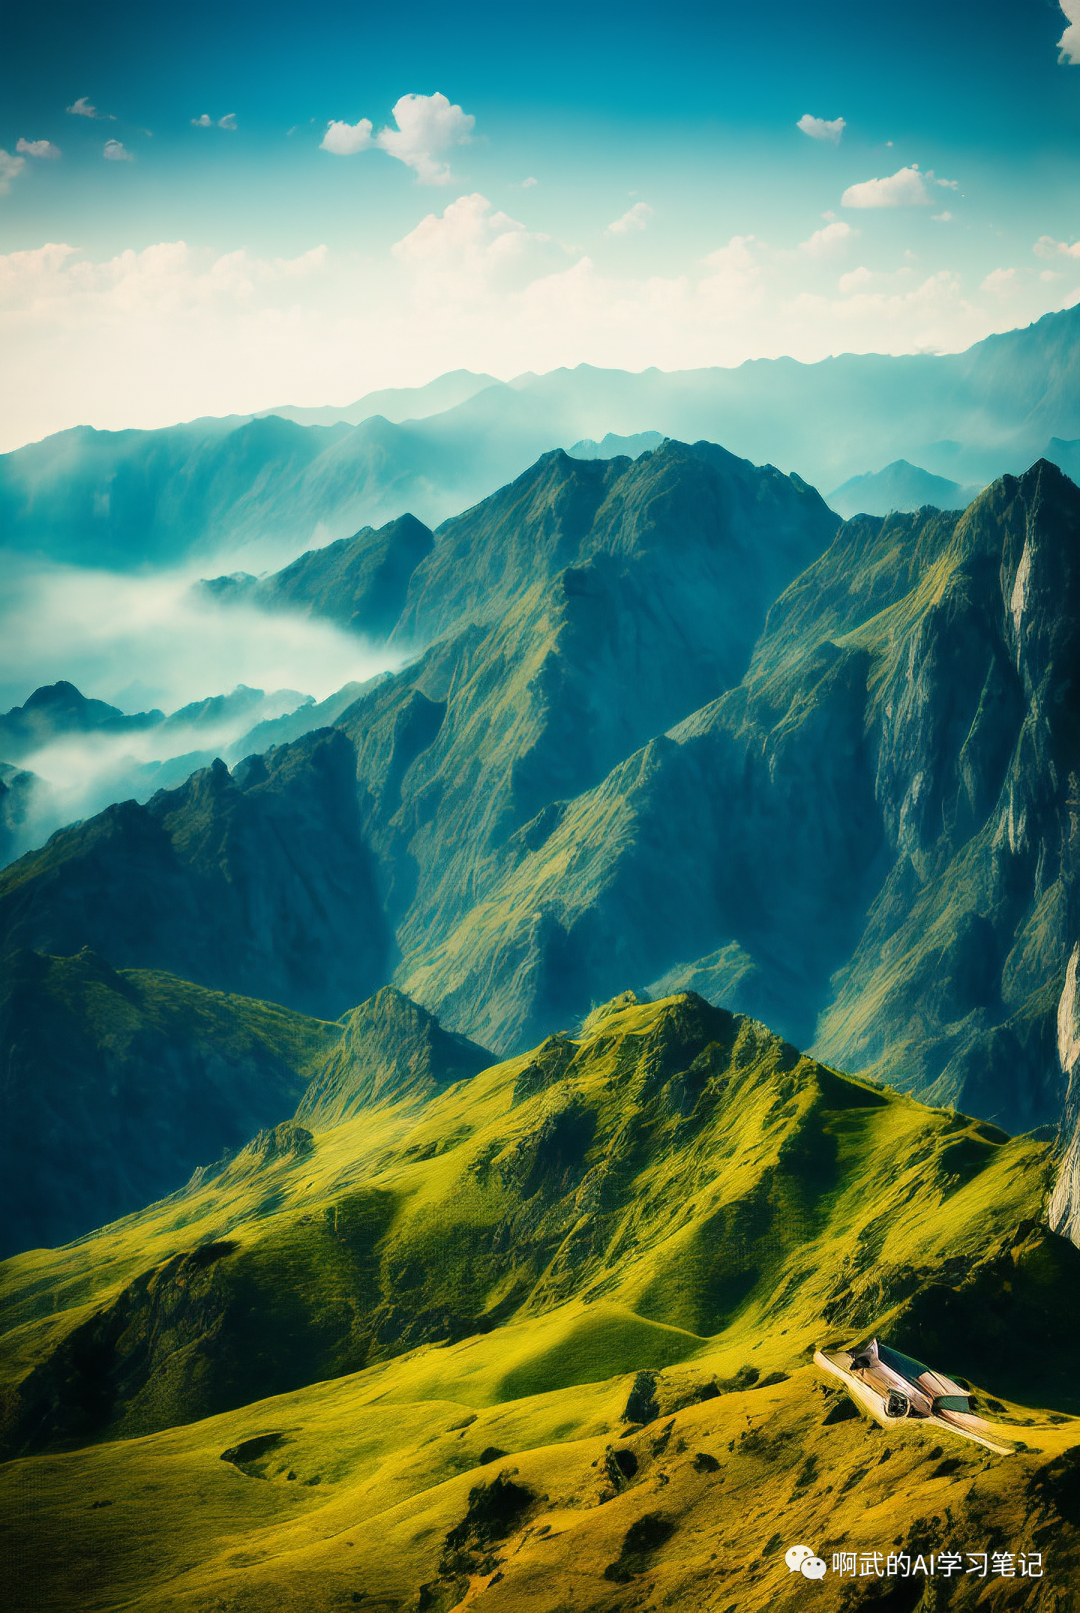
[2,305,1077,572]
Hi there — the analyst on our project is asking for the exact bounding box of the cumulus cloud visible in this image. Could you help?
[1034,233,1080,258]
[981,267,1017,295]
[321,117,374,155]
[797,113,845,144]
[1058,0,1080,63]
[103,139,133,162]
[607,202,654,235]
[837,265,874,294]
[798,220,855,258]
[4,216,1078,455]
[218,114,237,131]
[0,149,26,193]
[378,92,474,183]
[17,138,61,159]
[699,235,765,311]
[320,92,474,181]
[192,113,238,130]
[521,176,538,188]
[67,96,115,120]
[842,164,933,208]
[393,193,564,296]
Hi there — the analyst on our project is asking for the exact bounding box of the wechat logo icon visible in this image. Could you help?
[786,1544,828,1580]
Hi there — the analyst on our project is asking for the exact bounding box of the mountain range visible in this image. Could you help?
[4,386,1080,1613]
[2,304,1077,573]
[2,436,1078,1254]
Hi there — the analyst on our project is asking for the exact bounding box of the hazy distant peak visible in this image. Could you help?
[257,369,500,429]
[0,681,165,762]
[827,457,984,518]
[568,430,666,460]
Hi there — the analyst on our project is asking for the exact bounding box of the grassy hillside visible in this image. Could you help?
[1,989,1077,1610]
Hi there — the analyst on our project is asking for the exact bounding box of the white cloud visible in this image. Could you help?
[935,177,958,189]
[320,118,374,156]
[17,138,61,159]
[103,140,133,162]
[521,176,538,188]
[797,113,846,144]
[0,149,26,194]
[981,267,1017,295]
[218,114,237,131]
[837,265,874,294]
[392,193,564,296]
[4,217,1078,454]
[842,165,933,208]
[192,114,213,127]
[699,235,765,311]
[798,220,855,258]
[66,96,115,121]
[377,92,474,184]
[607,202,654,235]
[1034,233,1080,259]
[932,211,953,223]
[192,113,237,131]
[1058,0,1080,63]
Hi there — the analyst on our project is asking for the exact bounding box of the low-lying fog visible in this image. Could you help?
[1,556,401,866]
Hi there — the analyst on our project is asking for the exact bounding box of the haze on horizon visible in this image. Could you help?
[1,0,1078,451]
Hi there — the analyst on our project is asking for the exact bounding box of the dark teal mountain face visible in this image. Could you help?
[0,949,340,1256]
[0,730,391,1020]
[0,682,164,762]
[197,513,435,641]
[3,306,1076,572]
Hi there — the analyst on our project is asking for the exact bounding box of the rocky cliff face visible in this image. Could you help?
[0,727,391,1020]
[1050,944,1080,1247]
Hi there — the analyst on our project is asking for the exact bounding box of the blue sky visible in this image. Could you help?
[1,0,1077,446]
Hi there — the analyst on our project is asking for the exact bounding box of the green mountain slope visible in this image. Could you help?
[2,988,1075,1454]
[0,729,390,1020]
[0,949,340,1255]
[2,988,1077,1612]
[398,463,1079,1139]
[0,441,836,1035]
